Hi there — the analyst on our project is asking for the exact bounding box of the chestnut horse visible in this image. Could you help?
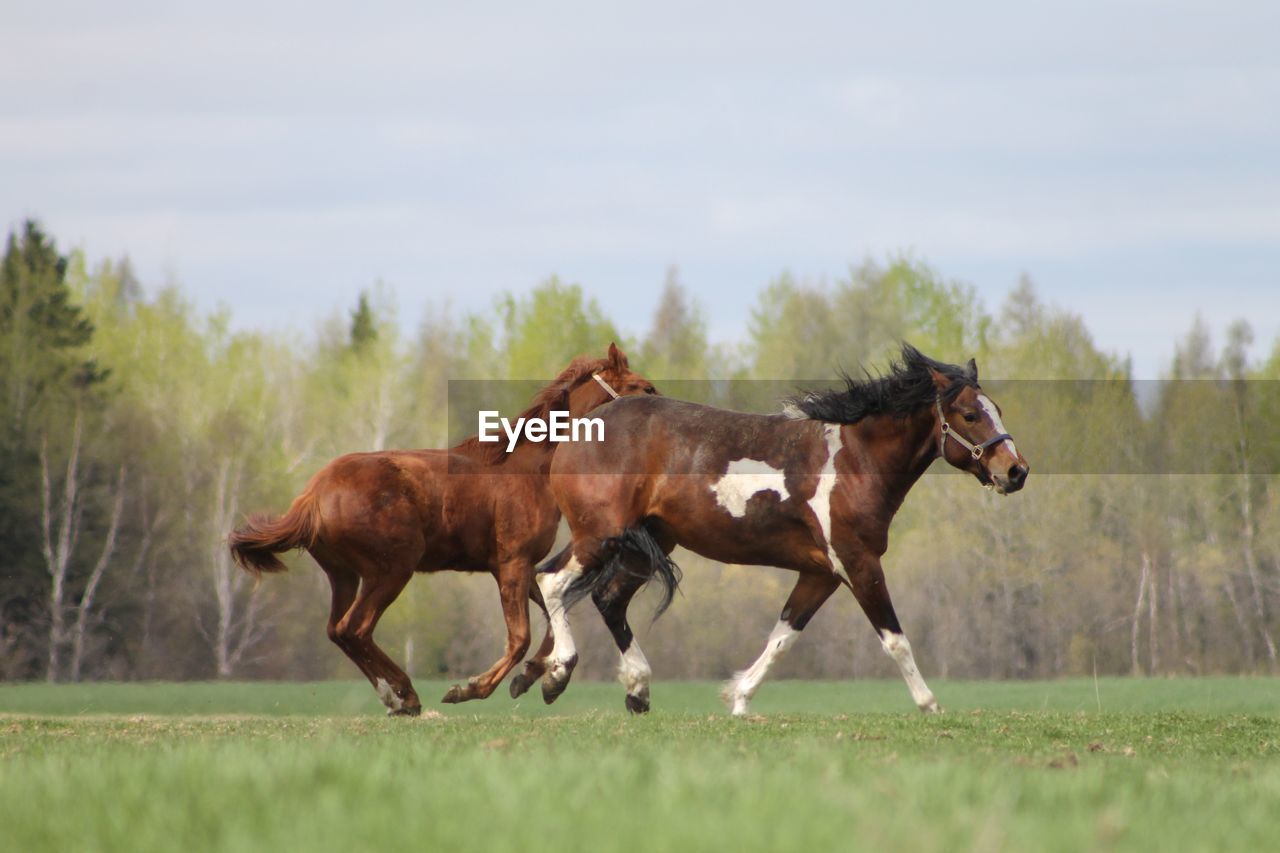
[523,344,1028,715]
[229,344,656,715]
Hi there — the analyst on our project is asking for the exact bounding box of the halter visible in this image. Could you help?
[592,373,621,399]
[935,396,1012,460]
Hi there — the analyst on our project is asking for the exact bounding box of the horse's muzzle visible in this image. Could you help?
[996,462,1028,494]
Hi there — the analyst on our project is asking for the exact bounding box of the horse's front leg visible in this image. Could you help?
[846,553,940,713]
[442,560,532,703]
[510,583,553,698]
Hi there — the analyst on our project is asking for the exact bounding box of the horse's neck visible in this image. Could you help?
[505,387,605,469]
[452,384,605,470]
[450,427,556,472]
[848,408,939,513]
[565,384,608,421]
[501,436,557,472]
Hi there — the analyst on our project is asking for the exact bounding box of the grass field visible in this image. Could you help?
[2,678,1278,852]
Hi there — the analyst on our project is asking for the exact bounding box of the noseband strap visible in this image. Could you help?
[592,373,621,399]
[935,397,1012,460]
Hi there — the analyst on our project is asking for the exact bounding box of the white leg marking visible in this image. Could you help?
[879,630,940,713]
[617,641,651,699]
[976,394,1018,457]
[375,677,404,713]
[711,458,790,517]
[722,619,800,716]
[536,557,581,681]
[808,426,848,582]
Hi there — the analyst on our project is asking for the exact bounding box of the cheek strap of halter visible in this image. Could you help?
[936,397,1012,461]
[592,373,621,399]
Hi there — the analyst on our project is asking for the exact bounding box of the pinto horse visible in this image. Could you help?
[525,344,1028,715]
[229,344,656,715]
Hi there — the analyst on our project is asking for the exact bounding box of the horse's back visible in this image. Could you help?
[308,446,560,571]
[555,395,814,475]
[303,449,475,566]
[309,448,453,502]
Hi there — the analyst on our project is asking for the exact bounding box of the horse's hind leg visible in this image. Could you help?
[593,552,653,714]
[442,558,532,703]
[332,567,421,716]
[535,540,603,704]
[510,583,553,698]
[722,571,839,716]
[319,561,395,699]
[323,564,361,666]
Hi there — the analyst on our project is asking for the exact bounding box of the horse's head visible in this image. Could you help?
[929,359,1028,494]
[565,342,658,415]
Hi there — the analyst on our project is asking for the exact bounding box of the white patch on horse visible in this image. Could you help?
[375,678,404,713]
[808,426,848,582]
[722,619,800,716]
[618,641,651,700]
[879,629,940,713]
[711,458,790,517]
[536,557,581,680]
[976,394,1017,457]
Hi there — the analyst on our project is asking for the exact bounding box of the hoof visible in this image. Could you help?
[540,654,577,705]
[920,699,942,714]
[541,677,568,705]
[509,672,532,699]
[441,684,468,704]
[388,704,422,717]
[625,694,650,715]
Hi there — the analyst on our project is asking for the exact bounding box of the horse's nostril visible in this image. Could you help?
[1009,464,1027,486]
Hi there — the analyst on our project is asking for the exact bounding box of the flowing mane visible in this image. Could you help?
[787,343,976,424]
[452,355,612,463]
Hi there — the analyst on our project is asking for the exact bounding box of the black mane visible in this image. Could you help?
[787,343,977,424]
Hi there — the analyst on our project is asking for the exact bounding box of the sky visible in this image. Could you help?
[3,1,1278,377]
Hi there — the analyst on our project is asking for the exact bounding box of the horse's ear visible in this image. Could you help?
[928,366,952,394]
[966,358,978,382]
[607,342,629,369]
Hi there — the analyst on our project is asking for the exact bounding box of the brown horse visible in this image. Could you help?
[526,344,1028,715]
[229,343,656,715]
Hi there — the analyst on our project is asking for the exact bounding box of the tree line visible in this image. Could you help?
[2,218,1278,684]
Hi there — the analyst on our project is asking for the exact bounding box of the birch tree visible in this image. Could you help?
[39,407,127,682]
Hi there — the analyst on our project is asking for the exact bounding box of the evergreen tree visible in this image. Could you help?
[641,267,709,379]
[0,221,110,679]
[349,291,378,352]
[0,220,104,435]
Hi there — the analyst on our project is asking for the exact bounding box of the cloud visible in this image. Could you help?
[1,1,1277,380]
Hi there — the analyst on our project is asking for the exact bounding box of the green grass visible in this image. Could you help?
[2,676,1277,716]
[2,679,1279,852]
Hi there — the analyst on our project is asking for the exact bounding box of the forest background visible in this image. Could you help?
[4,218,1278,685]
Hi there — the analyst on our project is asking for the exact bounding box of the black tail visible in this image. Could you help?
[561,526,683,617]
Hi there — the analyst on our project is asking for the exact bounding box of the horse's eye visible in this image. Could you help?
[962,412,978,424]
[644,385,657,395]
